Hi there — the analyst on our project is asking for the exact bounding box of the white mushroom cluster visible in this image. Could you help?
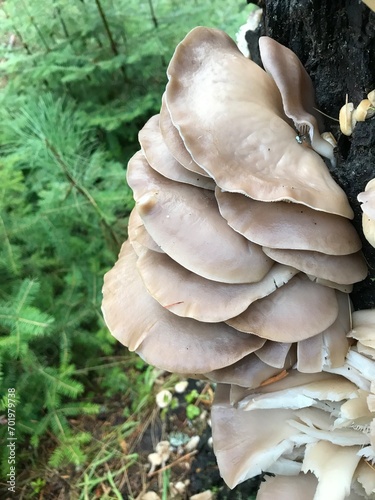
[101,27,373,499]
[212,310,375,498]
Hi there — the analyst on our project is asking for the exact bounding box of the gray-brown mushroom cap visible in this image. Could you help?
[128,208,163,255]
[226,275,339,343]
[166,27,353,218]
[101,241,266,374]
[215,189,361,255]
[258,36,335,165]
[262,247,367,285]
[127,151,273,284]
[159,94,209,177]
[139,114,215,190]
[136,247,298,322]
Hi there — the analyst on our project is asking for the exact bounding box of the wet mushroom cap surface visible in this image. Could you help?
[102,241,266,374]
[139,114,215,190]
[226,275,339,342]
[159,93,209,177]
[258,36,335,164]
[127,150,273,284]
[166,27,353,218]
[215,189,361,255]
[136,247,298,322]
[262,247,367,285]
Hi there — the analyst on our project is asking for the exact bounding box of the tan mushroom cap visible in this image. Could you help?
[258,36,335,164]
[284,290,351,373]
[159,94,209,177]
[139,114,215,190]
[136,248,298,322]
[257,474,318,500]
[205,349,296,389]
[166,27,353,218]
[128,208,163,255]
[211,384,300,488]
[262,247,367,285]
[226,275,339,343]
[254,340,293,369]
[305,275,353,294]
[102,241,266,374]
[127,151,272,284]
[297,334,325,373]
[215,190,361,255]
[321,291,351,369]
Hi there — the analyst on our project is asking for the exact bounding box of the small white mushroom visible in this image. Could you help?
[155,441,171,463]
[155,390,173,408]
[184,435,200,452]
[353,98,375,121]
[339,97,356,136]
[174,380,189,393]
[147,452,162,474]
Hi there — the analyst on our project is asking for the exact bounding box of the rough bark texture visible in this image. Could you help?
[259,0,375,310]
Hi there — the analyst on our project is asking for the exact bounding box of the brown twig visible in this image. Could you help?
[147,450,198,478]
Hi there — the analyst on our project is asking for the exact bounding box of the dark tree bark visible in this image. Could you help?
[259,0,375,310]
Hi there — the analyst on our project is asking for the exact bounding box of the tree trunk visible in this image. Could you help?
[260,0,375,310]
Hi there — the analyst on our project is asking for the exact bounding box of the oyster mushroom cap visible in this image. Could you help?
[258,36,336,165]
[210,384,300,488]
[226,275,339,343]
[215,190,361,255]
[166,27,353,218]
[136,247,298,322]
[127,151,273,284]
[254,341,293,369]
[159,93,209,177]
[262,247,367,285]
[128,208,163,255]
[256,474,318,500]
[101,241,266,374]
[205,349,296,389]
[139,114,215,190]
[321,291,352,369]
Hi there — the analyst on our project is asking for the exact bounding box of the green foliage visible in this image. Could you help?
[0,0,251,152]
[0,0,251,484]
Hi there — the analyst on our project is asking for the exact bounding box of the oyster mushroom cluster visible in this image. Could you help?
[102,27,374,499]
[214,309,375,499]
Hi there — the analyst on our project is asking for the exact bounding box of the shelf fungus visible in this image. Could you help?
[102,27,373,499]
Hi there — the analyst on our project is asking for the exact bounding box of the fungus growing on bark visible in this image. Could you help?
[258,36,336,165]
[101,26,374,500]
[165,27,353,218]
